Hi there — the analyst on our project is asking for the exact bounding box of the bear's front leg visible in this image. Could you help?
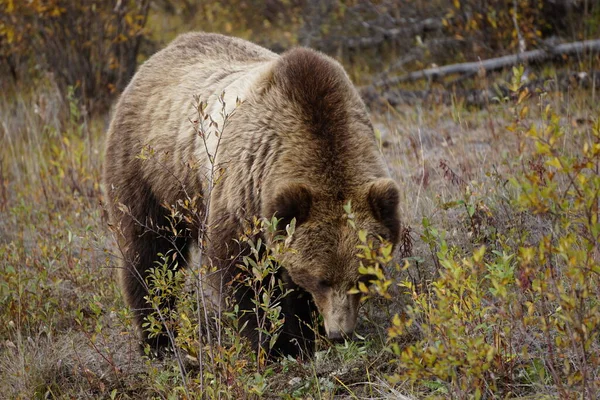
[118,212,191,359]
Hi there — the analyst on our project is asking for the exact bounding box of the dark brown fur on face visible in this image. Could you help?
[103,32,401,359]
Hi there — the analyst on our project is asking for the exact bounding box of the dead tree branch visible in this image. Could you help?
[342,18,443,49]
[374,39,600,87]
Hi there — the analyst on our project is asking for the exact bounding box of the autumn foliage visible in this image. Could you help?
[0,0,150,113]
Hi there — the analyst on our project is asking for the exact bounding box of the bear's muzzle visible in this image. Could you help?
[322,290,359,341]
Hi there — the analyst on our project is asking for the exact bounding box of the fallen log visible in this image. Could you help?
[373,39,600,87]
[361,71,600,109]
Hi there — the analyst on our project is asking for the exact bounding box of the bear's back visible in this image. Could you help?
[105,33,279,197]
[152,32,277,67]
[117,32,278,117]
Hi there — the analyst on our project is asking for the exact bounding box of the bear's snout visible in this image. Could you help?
[327,330,346,342]
[321,290,359,341]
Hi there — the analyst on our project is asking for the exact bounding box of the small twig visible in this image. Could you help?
[512,0,526,56]
[413,107,425,218]
[0,155,7,210]
[439,159,467,188]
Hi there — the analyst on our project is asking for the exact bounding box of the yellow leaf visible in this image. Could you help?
[51,6,62,17]
[4,26,14,44]
[545,157,562,170]
[473,245,486,263]
[358,281,369,293]
[381,243,392,258]
[527,302,535,315]
[486,346,495,362]
[535,141,550,155]
[358,229,367,243]
[519,247,535,265]
[401,259,410,270]
[517,88,529,105]
[527,124,537,137]
[180,313,190,324]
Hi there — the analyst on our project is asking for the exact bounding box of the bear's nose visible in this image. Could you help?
[327,330,345,343]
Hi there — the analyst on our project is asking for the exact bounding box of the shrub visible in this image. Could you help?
[0,0,150,113]
[365,66,600,399]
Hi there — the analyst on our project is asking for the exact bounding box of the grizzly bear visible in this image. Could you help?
[103,32,400,358]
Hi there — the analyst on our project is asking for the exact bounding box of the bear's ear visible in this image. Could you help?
[367,178,400,243]
[266,183,313,229]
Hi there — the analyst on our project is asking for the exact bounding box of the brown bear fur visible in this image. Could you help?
[103,32,400,358]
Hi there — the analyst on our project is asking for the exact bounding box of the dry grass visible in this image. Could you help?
[1,66,599,398]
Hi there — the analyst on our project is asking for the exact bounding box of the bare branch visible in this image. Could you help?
[374,39,600,86]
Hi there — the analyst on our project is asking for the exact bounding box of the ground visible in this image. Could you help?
[1,67,598,398]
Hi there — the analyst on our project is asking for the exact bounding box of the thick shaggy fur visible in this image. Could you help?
[103,32,400,358]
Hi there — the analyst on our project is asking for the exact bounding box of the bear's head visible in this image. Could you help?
[264,178,400,340]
